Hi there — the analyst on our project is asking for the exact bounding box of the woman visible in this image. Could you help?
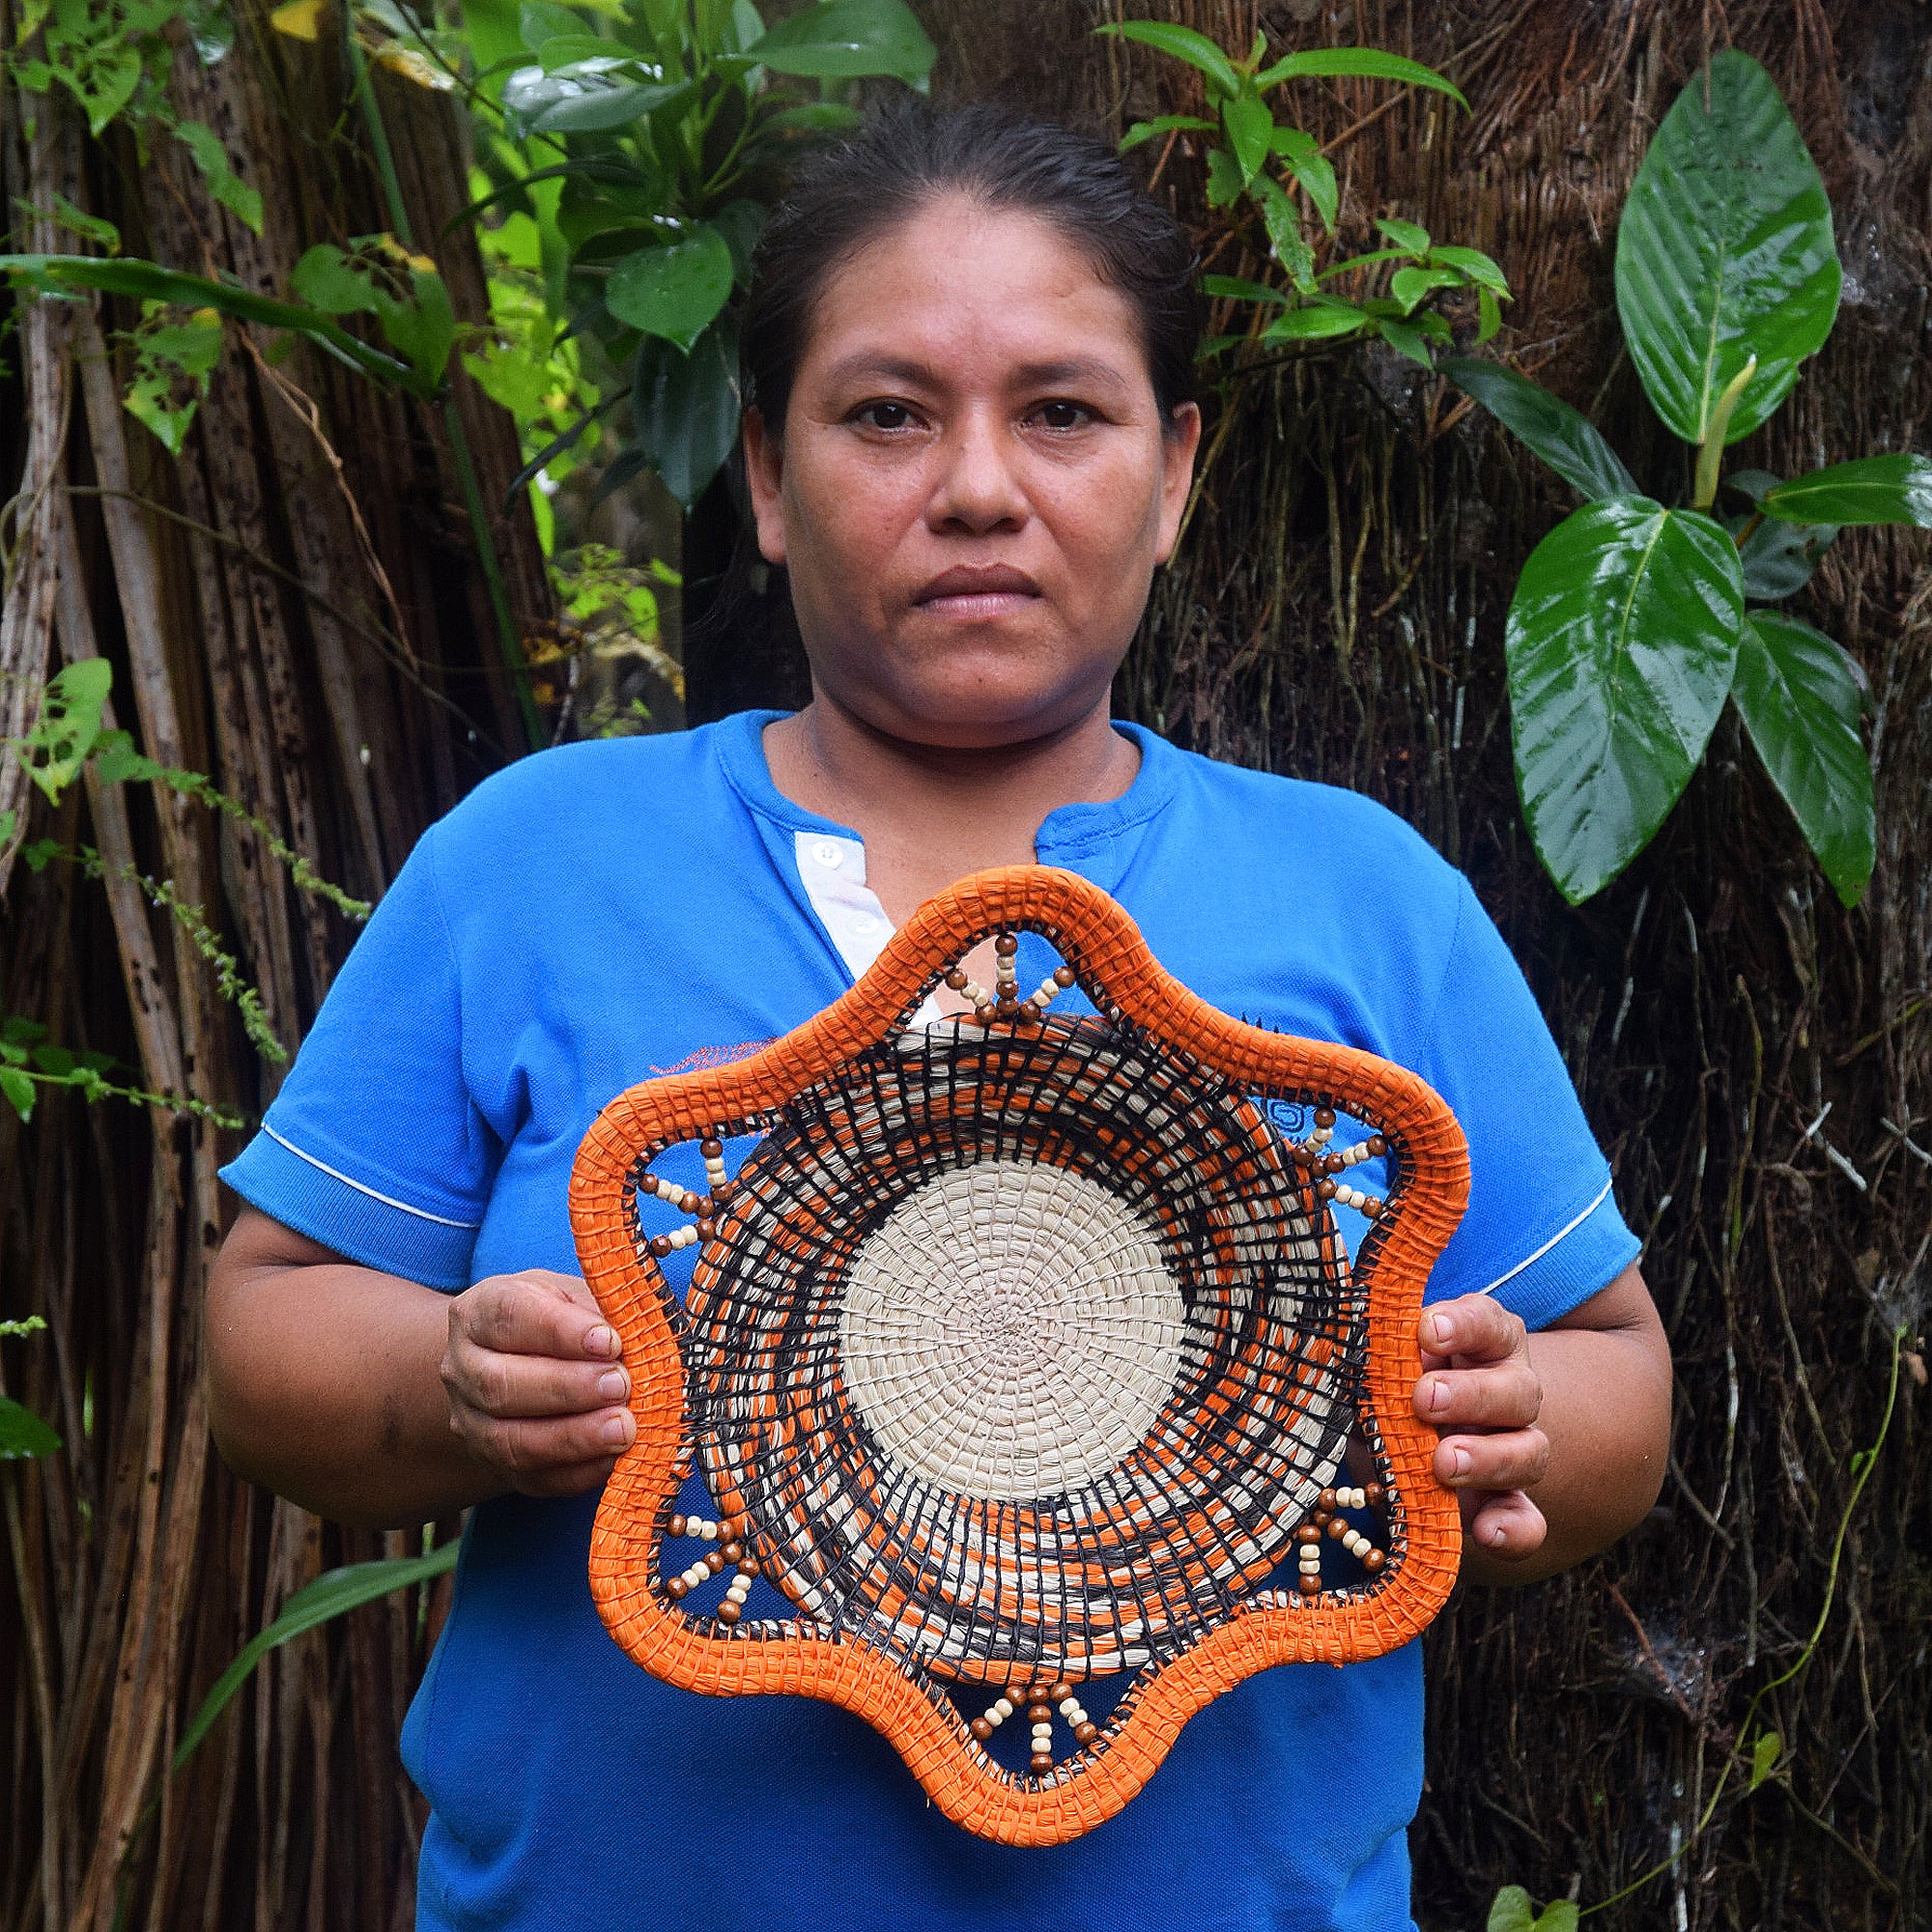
[208,102,1670,1931]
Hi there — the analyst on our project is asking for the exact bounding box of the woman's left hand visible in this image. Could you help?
[1413,1293,1551,1560]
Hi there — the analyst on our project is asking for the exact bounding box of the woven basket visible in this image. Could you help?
[571,866,1467,1844]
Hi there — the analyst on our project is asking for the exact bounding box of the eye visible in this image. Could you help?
[852,399,919,432]
[1032,399,1094,431]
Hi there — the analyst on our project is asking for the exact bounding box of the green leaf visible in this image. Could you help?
[1204,146,1244,210]
[0,1313,48,1336]
[16,658,113,805]
[748,0,937,88]
[1476,285,1501,342]
[1487,1887,1536,1932]
[1118,113,1214,154]
[1506,497,1745,902]
[1201,273,1288,304]
[631,316,740,507]
[1748,1728,1784,1791]
[1221,91,1273,185]
[1762,452,1932,526]
[501,60,685,133]
[1535,1907,1580,1932]
[1441,357,1639,501]
[1614,50,1839,445]
[1377,316,1435,368]
[1736,512,1836,600]
[124,304,224,455]
[0,810,14,849]
[1733,613,1874,905]
[1252,174,1315,291]
[1263,302,1369,343]
[1375,215,1430,257]
[1389,263,1462,312]
[0,1393,61,1459]
[0,1067,36,1123]
[518,0,581,48]
[173,1543,460,1771]
[1096,20,1240,99]
[1254,45,1468,111]
[1427,243,1510,295]
[606,226,733,351]
[1280,148,1337,231]
[172,120,264,236]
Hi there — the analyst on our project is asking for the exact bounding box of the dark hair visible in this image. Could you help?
[742,99,1201,435]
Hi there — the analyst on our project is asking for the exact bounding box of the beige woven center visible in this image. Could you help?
[837,1161,1186,1501]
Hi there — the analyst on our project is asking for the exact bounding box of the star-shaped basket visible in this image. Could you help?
[571,866,1468,1844]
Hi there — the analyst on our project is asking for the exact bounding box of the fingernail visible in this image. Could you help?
[585,1324,616,1358]
[1427,1376,1450,1414]
[597,1368,628,1401]
[1426,1313,1452,1348]
[1488,1521,1508,1548]
[601,1413,632,1448]
[1447,1444,1470,1477]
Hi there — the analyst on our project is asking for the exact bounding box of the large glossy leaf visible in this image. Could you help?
[174,1544,460,1770]
[748,0,935,87]
[1762,452,1932,526]
[1096,20,1239,98]
[1221,91,1273,185]
[1735,512,1836,600]
[632,316,740,506]
[0,1395,62,1460]
[1254,46,1467,110]
[606,226,732,350]
[1732,612,1874,905]
[1613,50,1839,445]
[1506,497,1745,902]
[1442,357,1638,501]
[501,58,684,133]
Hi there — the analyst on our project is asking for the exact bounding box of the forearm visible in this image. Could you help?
[1463,1277,1671,1586]
[206,1245,498,1530]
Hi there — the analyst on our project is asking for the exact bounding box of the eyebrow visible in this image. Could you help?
[821,352,1133,392]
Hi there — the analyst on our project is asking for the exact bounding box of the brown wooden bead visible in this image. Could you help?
[737,1557,758,1577]
[1296,1523,1321,1545]
[699,1137,724,1157]
[1319,1489,1338,1512]
[696,1218,717,1240]
[1297,1573,1322,1596]
[1009,1680,1033,1706]
[975,1005,995,1025]
[710,1179,734,1204]
[719,1517,743,1540]
[648,1235,672,1259]
[1364,1482,1385,1506]
[1364,1548,1387,1572]
[1367,1134,1387,1156]
[1029,1753,1054,1775]
[696,1194,715,1217]
[668,1514,686,1538]
[1326,1517,1348,1541]
[1053,965,1076,987]
[1314,1106,1336,1128]
[720,1541,743,1565]
[1049,1680,1073,1705]
[1026,1702,1053,1724]
[1317,1179,1338,1200]
[1073,1721,1099,1746]
[705,1549,727,1574]
[1363,1198,1384,1219]
[970,1717,993,1741]
[1018,1000,1041,1022]
[994,933,1018,956]
[666,1576,689,1600]
[945,969,968,991]
[715,1599,741,1625]
[1321,1152,1345,1177]
[678,1190,700,1213]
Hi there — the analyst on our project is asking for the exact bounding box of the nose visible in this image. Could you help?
[927,407,1027,535]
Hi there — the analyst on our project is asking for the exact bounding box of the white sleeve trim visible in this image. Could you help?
[1478,1174,1614,1298]
[261,1122,482,1229]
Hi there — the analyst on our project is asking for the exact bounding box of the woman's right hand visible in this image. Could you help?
[440,1270,637,1497]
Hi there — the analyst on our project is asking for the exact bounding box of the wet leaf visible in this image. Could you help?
[606,225,732,351]
[0,1394,61,1458]
[1762,452,1932,526]
[748,0,935,89]
[1442,357,1639,501]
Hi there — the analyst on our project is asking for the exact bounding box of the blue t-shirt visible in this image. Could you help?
[221,713,1637,1932]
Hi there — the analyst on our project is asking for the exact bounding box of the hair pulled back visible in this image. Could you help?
[742,99,1201,435]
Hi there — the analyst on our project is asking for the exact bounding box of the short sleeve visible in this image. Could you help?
[219,824,497,1289]
[1413,878,1639,1329]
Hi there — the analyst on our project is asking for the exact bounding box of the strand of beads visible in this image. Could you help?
[638,1147,730,1261]
[1293,1112,1390,1221]
[1294,1484,1389,1598]
[969,1674,1097,1775]
[661,1514,761,1624]
[1020,963,1077,1022]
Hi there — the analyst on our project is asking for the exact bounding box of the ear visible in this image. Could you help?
[1154,401,1203,565]
[741,406,788,568]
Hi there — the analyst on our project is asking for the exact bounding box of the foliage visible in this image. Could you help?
[0,1315,61,1462]
[459,0,935,511]
[1100,21,1507,370]
[1447,51,1927,907]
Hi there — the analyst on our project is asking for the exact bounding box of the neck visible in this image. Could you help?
[761,693,1139,923]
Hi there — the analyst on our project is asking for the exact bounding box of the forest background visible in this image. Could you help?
[1,1,1927,1929]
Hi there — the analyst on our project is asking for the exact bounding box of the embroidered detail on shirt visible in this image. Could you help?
[1478,1174,1616,1297]
[260,1122,482,1228]
[648,1039,775,1078]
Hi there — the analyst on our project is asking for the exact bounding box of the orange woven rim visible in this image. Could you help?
[571,865,1468,1845]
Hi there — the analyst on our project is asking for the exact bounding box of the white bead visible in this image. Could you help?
[697,1520,718,1540]
[668,1224,698,1249]
[1352,1487,1367,1510]
[991,1697,1013,1719]
[1031,1723,1053,1743]
[704,1156,728,1187]
[1057,1696,1080,1717]
[1034,975,1064,1007]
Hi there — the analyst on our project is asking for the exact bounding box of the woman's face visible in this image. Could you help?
[744,195,1201,750]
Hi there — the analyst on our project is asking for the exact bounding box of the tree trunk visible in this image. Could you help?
[0,5,546,1926]
[923,2,1931,1925]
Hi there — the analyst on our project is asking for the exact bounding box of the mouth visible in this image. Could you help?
[911,565,1042,619]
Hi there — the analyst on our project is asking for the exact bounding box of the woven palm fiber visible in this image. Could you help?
[570,865,1469,1843]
